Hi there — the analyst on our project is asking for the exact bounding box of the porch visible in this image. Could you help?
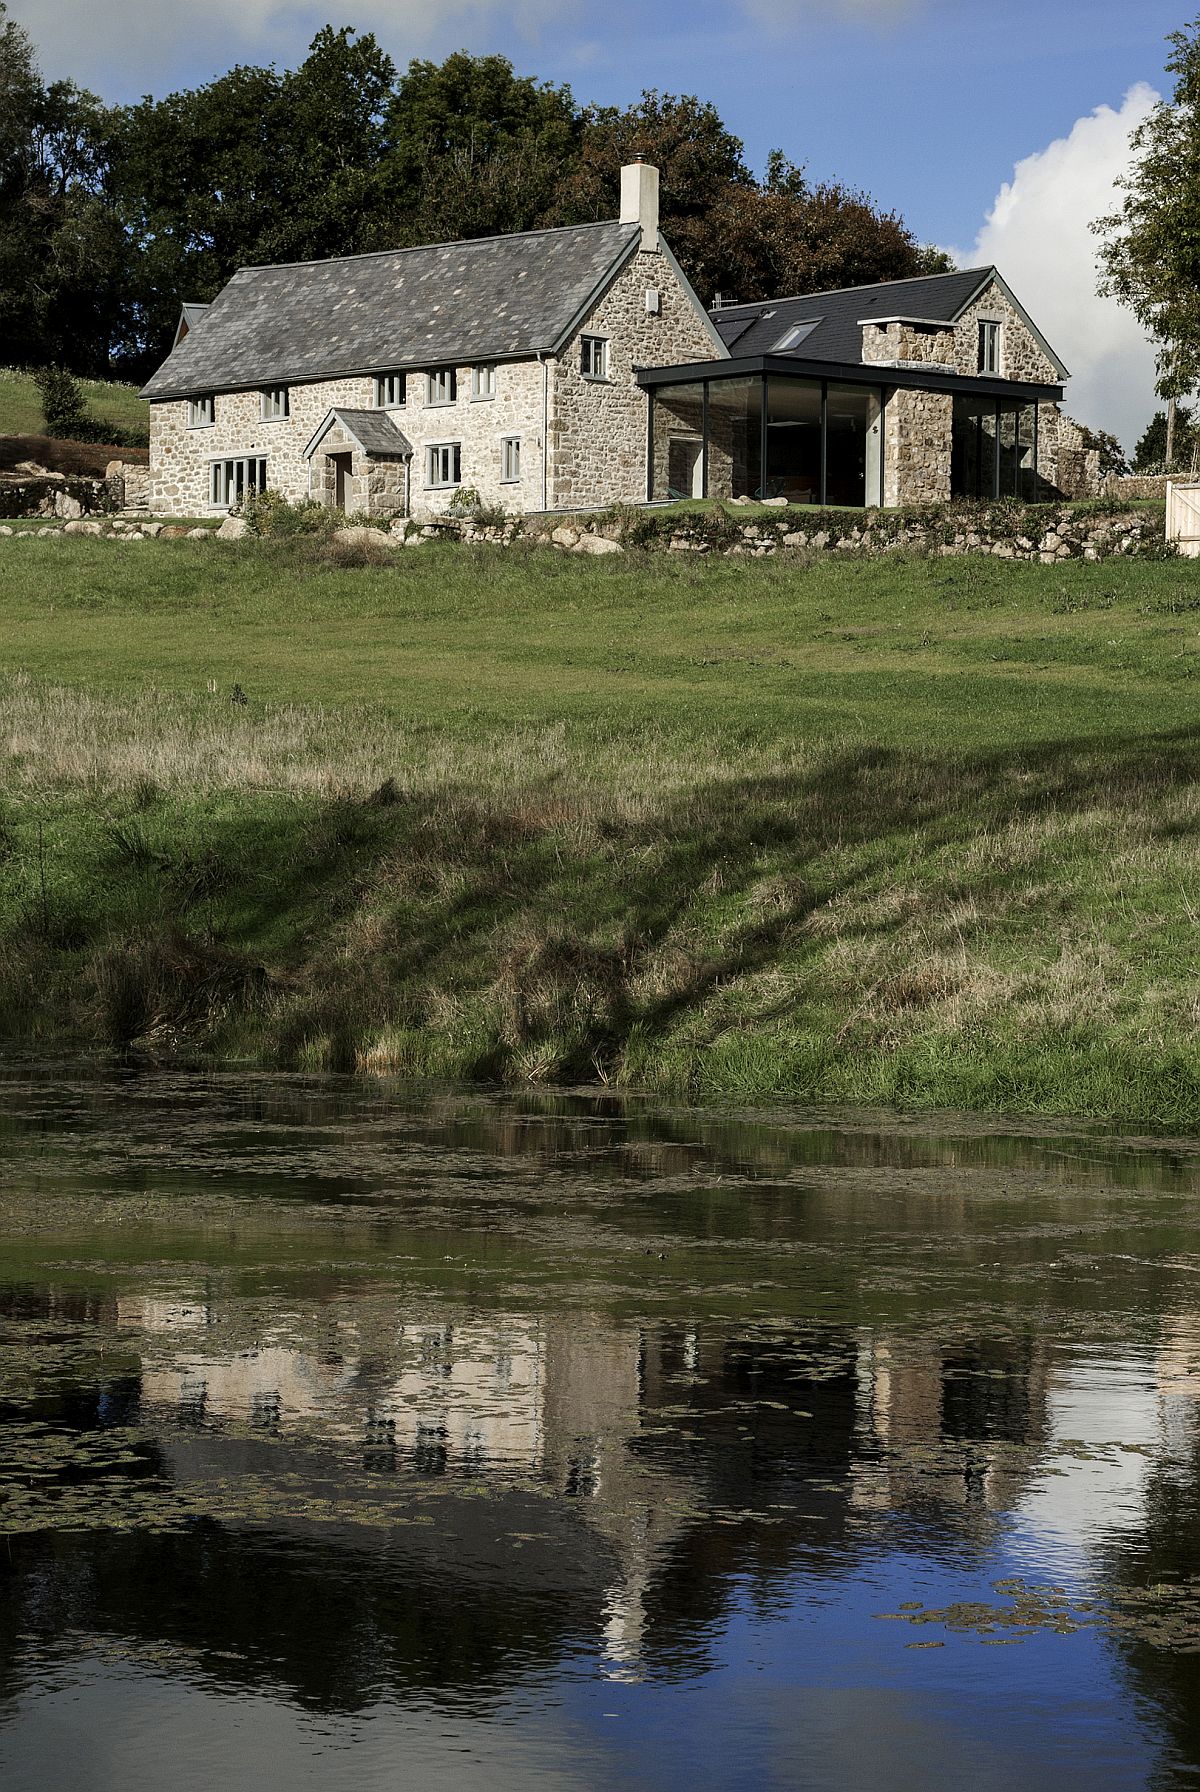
[303,408,413,519]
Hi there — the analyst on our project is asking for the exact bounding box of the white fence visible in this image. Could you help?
[1166,482,1200,558]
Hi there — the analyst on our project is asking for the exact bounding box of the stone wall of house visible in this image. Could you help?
[149,361,546,519]
[883,388,953,505]
[949,280,1060,384]
[548,248,722,510]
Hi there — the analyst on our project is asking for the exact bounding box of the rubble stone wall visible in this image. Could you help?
[549,248,723,510]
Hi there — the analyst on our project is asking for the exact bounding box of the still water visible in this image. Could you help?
[3,1072,1200,1789]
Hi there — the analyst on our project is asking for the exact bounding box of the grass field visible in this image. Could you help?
[1,534,1198,1124]
[0,367,150,442]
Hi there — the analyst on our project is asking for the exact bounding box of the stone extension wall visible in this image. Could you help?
[948,281,1060,384]
[548,248,722,510]
[883,389,952,506]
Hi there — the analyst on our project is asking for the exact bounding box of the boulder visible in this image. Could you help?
[760,495,789,508]
[551,525,581,549]
[216,514,250,541]
[576,533,622,554]
[186,527,210,540]
[331,525,393,549]
[53,492,85,520]
[141,522,163,538]
[62,519,102,537]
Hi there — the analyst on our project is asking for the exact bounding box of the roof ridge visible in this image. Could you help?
[713,266,993,313]
[233,218,636,279]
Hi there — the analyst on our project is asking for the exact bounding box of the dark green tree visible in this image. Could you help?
[0,2,128,373]
[1133,405,1196,472]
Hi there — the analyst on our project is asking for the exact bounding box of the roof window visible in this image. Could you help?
[773,320,820,352]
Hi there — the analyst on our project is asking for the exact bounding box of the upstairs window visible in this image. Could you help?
[187,395,215,428]
[501,436,521,483]
[580,335,609,381]
[373,371,406,408]
[425,441,461,488]
[426,368,457,406]
[978,321,1002,375]
[260,386,290,420]
[210,456,267,510]
[471,364,497,400]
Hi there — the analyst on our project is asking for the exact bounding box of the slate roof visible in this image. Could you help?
[710,267,1069,377]
[304,408,415,460]
[142,221,642,401]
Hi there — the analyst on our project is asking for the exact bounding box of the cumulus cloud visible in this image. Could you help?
[954,84,1162,455]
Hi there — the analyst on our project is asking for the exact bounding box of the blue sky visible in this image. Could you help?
[11,0,1188,445]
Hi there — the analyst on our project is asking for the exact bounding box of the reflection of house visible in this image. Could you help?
[141,159,1090,521]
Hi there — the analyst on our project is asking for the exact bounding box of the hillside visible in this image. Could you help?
[0,536,1196,1126]
[0,368,150,464]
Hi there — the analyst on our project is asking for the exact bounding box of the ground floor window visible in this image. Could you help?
[210,457,267,509]
[951,397,1039,500]
[650,374,884,507]
[501,437,521,483]
[425,442,461,488]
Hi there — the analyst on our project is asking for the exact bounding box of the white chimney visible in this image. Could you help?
[620,159,660,254]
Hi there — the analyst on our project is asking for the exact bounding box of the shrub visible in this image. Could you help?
[238,490,340,539]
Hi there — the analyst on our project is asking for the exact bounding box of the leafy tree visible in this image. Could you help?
[0,2,128,373]
[1080,426,1130,478]
[1133,405,1196,472]
[382,52,581,242]
[558,92,939,305]
[109,28,397,367]
[1095,17,1200,466]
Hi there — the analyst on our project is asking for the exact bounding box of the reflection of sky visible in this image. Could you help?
[3,1550,1158,1792]
[1008,1351,1159,1579]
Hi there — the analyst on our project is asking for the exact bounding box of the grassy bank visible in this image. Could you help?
[0,367,150,442]
[2,536,1199,1124]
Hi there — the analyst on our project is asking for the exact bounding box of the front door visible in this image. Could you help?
[331,453,353,510]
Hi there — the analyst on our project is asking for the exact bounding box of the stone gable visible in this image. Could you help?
[548,249,720,511]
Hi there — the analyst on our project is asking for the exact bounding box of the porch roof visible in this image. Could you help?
[635,353,1064,404]
[303,408,415,461]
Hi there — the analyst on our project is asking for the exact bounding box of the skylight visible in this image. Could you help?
[773,320,821,351]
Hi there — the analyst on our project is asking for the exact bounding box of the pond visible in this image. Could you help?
[2,1071,1200,1789]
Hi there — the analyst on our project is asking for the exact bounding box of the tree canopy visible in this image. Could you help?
[1,11,948,378]
[1095,17,1200,415]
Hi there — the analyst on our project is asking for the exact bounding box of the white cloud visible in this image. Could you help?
[7,0,572,94]
[741,0,920,30]
[954,84,1162,456]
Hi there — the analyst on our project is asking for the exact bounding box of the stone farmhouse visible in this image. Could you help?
[141,161,1089,520]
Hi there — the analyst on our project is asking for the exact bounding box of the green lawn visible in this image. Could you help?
[0,367,150,441]
[1,537,1199,1124]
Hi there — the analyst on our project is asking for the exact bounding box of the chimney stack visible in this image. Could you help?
[620,158,660,254]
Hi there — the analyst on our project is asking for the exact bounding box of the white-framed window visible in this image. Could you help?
[260,386,290,420]
[501,436,521,484]
[187,395,215,428]
[580,335,609,381]
[425,368,457,406]
[471,363,497,401]
[210,456,267,510]
[425,441,461,488]
[373,371,406,408]
[978,321,1002,375]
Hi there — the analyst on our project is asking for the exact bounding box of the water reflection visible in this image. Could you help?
[1,1073,1200,1788]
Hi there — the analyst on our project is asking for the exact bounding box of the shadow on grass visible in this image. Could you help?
[3,725,1199,1120]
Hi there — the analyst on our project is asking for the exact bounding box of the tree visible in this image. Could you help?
[1080,426,1130,478]
[109,28,398,368]
[558,93,940,305]
[0,2,128,373]
[1133,405,1196,472]
[1095,17,1200,468]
